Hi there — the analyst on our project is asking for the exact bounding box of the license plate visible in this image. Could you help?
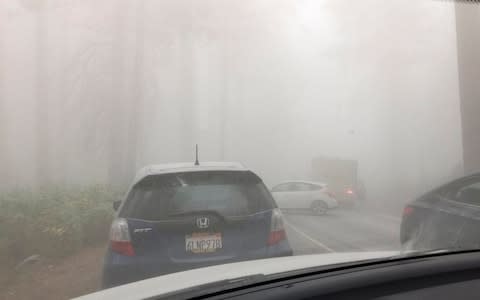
[185,232,222,254]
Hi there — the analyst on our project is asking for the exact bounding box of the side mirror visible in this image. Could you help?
[113,200,121,211]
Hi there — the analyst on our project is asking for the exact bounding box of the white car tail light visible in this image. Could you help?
[110,218,135,256]
[268,208,286,245]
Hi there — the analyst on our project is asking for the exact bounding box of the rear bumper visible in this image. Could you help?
[337,195,358,207]
[328,199,339,209]
[102,242,292,289]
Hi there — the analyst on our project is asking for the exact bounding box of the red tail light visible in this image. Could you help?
[111,240,135,256]
[345,188,354,195]
[403,206,414,217]
[110,218,135,256]
[268,230,286,245]
[268,209,287,246]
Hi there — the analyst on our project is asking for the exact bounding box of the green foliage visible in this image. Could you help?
[0,185,122,265]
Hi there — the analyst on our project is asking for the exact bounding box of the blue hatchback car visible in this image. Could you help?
[102,162,293,288]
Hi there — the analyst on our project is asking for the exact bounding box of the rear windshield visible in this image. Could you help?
[120,171,275,220]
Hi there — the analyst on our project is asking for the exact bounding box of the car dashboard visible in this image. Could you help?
[158,251,480,300]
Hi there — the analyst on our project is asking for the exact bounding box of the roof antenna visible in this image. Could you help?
[194,144,200,166]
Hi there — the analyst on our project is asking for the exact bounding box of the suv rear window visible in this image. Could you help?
[120,171,275,220]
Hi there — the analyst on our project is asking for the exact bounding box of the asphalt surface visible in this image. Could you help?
[284,208,401,255]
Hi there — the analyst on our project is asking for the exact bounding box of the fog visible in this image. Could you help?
[0,0,464,209]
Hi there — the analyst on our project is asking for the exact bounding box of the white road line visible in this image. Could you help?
[285,220,335,253]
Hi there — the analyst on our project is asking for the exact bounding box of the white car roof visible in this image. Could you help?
[274,180,327,187]
[133,162,248,184]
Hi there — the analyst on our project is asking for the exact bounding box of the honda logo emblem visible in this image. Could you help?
[196,217,210,229]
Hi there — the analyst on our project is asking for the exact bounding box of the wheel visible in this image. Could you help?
[311,201,328,216]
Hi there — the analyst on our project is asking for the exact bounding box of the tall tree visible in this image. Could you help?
[0,4,8,189]
[20,0,52,187]
[108,0,125,186]
[124,0,146,179]
[36,3,50,186]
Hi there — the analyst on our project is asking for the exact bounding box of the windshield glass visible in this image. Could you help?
[1,0,479,298]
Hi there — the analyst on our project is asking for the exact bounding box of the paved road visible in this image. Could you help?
[284,209,401,255]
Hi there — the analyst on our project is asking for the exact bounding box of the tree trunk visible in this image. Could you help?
[0,7,8,189]
[124,0,145,180]
[108,0,125,186]
[35,6,50,187]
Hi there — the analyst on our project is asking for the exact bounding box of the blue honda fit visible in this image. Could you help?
[102,162,292,288]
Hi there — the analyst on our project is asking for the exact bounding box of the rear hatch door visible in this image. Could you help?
[120,171,275,263]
